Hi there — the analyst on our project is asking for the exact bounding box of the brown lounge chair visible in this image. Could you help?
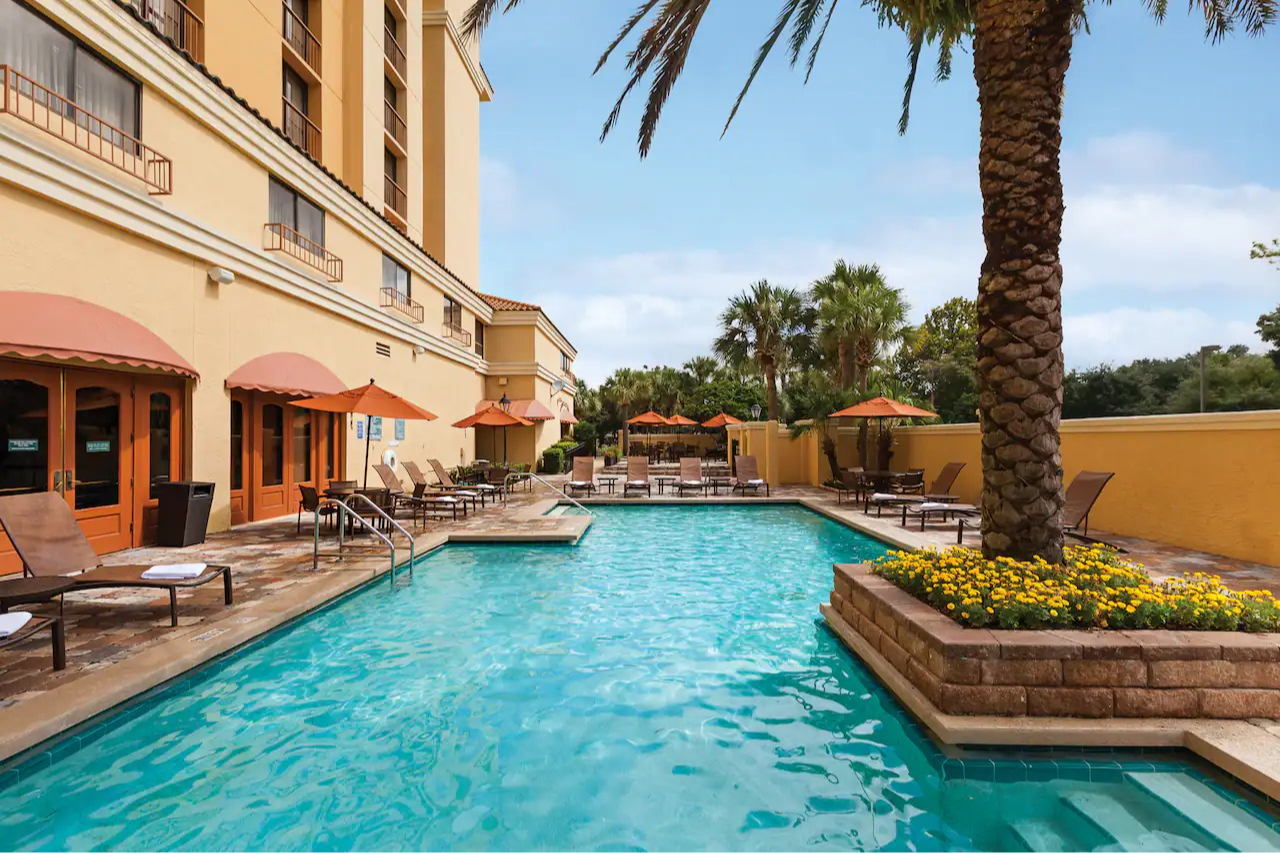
[566,457,597,496]
[0,492,232,628]
[675,458,705,497]
[423,459,497,505]
[624,457,650,497]
[869,462,967,515]
[0,613,65,671]
[733,456,770,496]
[373,463,469,521]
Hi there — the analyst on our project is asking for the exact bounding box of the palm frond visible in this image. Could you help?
[898,29,924,135]
[595,0,663,74]
[788,0,829,65]
[721,0,802,139]
[803,0,841,82]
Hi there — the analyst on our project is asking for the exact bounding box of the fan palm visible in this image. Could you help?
[603,367,650,454]
[463,0,1273,562]
[713,280,806,421]
[812,261,911,393]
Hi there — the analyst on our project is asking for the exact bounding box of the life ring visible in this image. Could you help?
[382,448,398,470]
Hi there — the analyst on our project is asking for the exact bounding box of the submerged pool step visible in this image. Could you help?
[1060,791,1203,852]
[1008,818,1071,852]
[1124,772,1280,852]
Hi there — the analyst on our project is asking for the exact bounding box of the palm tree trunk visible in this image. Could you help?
[621,405,630,455]
[972,0,1073,562]
[838,342,854,390]
[763,363,779,421]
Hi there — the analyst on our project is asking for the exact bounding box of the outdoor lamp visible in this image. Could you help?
[499,394,511,413]
[750,404,762,420]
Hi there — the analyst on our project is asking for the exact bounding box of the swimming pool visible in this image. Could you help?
[1,505,1277,850]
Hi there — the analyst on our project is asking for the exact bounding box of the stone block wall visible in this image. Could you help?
[829,563,1280,719]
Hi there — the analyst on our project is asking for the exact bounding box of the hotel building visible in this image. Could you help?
[0,0,578,570]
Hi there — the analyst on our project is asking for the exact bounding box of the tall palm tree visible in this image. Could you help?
[603,367,650,454]
[463,0,1273,562]
[812,262,911,392]
[713,280,805,421]
[682,355,721,386]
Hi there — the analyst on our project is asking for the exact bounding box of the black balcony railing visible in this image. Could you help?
[282,98,320,157]
[264,222,343,281]
[380,287,424,323]
[384,25,407,80]
[119,0,204,61]
[384,174,407,220]
[384,99,407,149]
[443,322,472,347]
[283,2,321,71]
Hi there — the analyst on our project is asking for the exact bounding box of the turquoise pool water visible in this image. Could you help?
[1,505,1278,851]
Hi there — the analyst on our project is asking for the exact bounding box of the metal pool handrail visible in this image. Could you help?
[312,495,416,588]
[505,471,594,515]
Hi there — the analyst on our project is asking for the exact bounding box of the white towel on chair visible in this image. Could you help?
[142,563,208,580]
[456,490,478,497]
[628,480,647,487]
[682,480,704,487]
[919,502,952,512]
[437,496,458,504]
[569,481,592,488]
[475,484,497,491]
[871,492,898,502]
[748,479,765,486]
[0,612,32,638]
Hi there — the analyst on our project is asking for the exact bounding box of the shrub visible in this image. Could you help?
[872,546,1280,632]
[574,422,598,453]
[540,445,566,474]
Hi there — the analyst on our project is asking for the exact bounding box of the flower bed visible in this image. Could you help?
[872,546,1280,632]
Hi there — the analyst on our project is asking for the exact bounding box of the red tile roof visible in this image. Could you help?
[479,293,541,312]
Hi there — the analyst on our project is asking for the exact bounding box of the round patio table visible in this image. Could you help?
[654,475,677,495]
[0,576,74,617]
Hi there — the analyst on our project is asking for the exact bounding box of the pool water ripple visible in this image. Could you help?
[0,505,1275,851]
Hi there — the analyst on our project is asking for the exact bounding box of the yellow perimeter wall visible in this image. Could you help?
[735,412,1280,566]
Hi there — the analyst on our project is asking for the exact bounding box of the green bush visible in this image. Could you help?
[540,445,566,474]
[573,422,599,453]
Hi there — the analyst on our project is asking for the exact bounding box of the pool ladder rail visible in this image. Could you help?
[505,471,594,515]
[312,493,416,589]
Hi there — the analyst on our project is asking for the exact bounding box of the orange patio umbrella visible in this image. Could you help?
[452,405,532,465]
[827,396,938,471]
[626,410,670,456]
[294,378,438,488]
[701,412,743,428]
[666,414,698,427]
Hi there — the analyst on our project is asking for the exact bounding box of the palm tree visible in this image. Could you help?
[812,262,911,393]
[713,280,804,421]
[682,355,721,386]
[602,368,650,454]
[463,0,1274,562]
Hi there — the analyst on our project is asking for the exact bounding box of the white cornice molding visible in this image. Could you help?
[421,10,494,101]
[0,124,490,374]
[45,0,494,322]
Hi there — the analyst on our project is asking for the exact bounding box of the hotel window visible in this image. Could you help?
[561,351,571,371]
[269,177,325,247]
[443,296,462,330]
[0,0,141,135]
[474,320,486,358]
[382,254,410,297]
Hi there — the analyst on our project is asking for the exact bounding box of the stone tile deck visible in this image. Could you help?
[0,478,1276,763]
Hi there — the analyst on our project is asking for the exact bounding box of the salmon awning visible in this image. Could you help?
[0,290,197,379]
[476,399,555,421]
[226,352,345,397]
[559,408,580,425]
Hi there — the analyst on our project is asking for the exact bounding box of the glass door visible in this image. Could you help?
[252,398,290,519]
[0,362,63,574]
[64,372,134,555]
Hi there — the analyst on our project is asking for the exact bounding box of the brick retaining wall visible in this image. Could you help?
[829,563,1280,719]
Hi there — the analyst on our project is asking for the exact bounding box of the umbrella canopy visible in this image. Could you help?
[666,414,698,427]
[452,405,533,429]
[627,410,670,426]
[828,396,938,420]
[701,412,743,428]
[294,380,438,420]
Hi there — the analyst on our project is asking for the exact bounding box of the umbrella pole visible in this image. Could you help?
[363,414,372,489]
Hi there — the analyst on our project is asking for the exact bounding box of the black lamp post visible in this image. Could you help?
[498,394,511,463]
[750,403,762,421]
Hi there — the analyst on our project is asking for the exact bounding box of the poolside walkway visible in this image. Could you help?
[0,479,1276,762]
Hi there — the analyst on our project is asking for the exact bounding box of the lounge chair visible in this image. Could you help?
[733,456,770,496]
[624,457,651,497]
[372,464,469,521]
[675,458,705,497]
[0,612,64,671]
[1063,470,1116,543]
[0,492,233,628]
[424,459,498,505]
[566,457,597,496]
[868,462,967,515]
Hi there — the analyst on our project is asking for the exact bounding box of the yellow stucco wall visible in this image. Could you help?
[891,413,1280,566]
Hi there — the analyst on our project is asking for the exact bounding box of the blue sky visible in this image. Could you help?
[475,1,1280,384]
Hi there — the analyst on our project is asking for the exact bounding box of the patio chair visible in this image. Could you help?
[893,469,926,495]
[0,492,233,628]
[834,468,868,505]
[373,464,469,521]
[733,456,770,496]
[0,612,64,672]
[297,484,338,534]
[868,462,967,515]
[1063,471,1116,543]
[566,457,597,497]
[675,457,705,497]
[624,457,651,497]
[414,460,489,507]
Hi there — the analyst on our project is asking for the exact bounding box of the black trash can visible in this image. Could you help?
[156,481,216,547]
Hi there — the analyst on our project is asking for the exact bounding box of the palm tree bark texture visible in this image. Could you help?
[972,0,1074,562]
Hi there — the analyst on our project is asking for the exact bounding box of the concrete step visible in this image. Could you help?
[1125,772,1280,852]
[1009,818,1071,852]
[1061,791,1204,852]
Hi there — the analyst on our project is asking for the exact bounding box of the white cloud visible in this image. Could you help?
[480,157,557,230]
[1065,308,1259,367]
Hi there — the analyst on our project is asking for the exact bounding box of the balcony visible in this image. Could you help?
[282,3,321,72]
[384,26,407,82]
[442,322,472,348]
[118,0,204,62]
[0,66,172,195]
[384,174,407,225]
[383,99,407,151]
[386,0,407,18]
[264,222,343,281]
[282,98,320,157]
[564,368,578,387]
[380,287,424,323]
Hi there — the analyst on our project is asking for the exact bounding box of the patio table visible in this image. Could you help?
[597,475,619,494]
[654,475,677,495]
[706,477,732,495]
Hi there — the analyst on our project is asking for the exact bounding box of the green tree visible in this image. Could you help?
[682,355,721,386]
[811,261,911,392]
[1168,351,1280,412]
[786,370,852,483]
[1252,239,1280,266]
[713,280,807,421]
[466,0,1275,562]
[600,368,650,453]
[897,297,979,423]
[1259,306,1280,368]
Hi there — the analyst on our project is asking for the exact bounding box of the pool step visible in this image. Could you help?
[1008,818,1070,852]
[1125,772,1280,852]
[1060,791,1203,852]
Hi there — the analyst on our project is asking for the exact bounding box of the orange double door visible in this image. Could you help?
[0,360,184,575]
[228,390,341,525]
